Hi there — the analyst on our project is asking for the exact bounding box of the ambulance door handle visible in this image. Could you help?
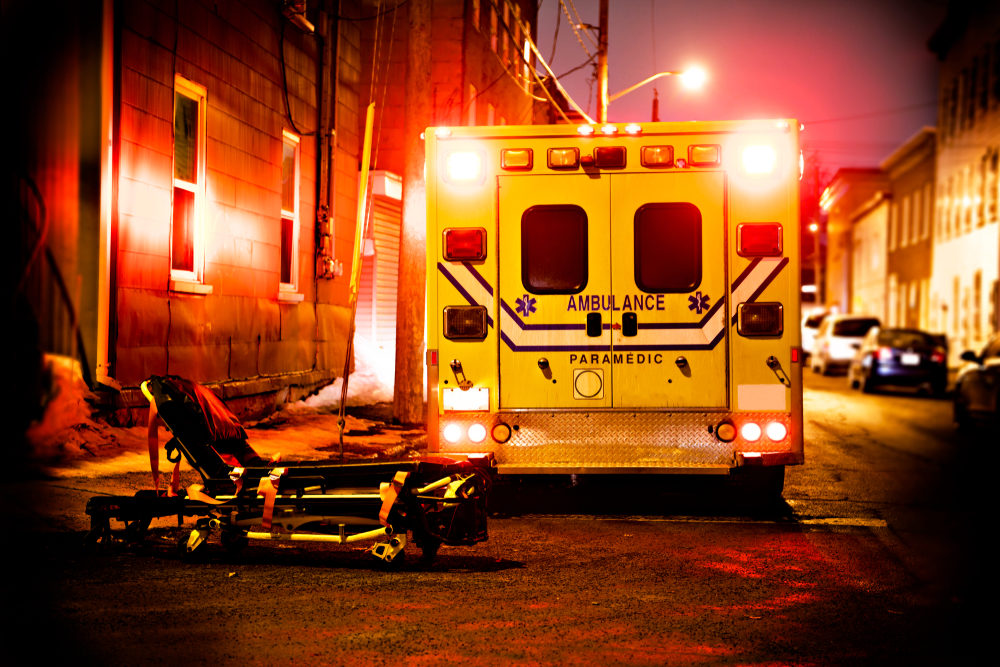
[622,312,637,337]
[586,312,602,337]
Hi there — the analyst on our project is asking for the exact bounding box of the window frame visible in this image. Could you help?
[633,202,703,293]
[520,204,589,295]
[171,75,208,287]
[280,129,301,294]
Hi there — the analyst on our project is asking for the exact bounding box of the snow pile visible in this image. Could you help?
[25,354,123,461]
[283,335,395,413]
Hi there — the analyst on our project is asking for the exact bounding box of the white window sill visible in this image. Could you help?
[278,290,304,303]
[170,279,213,295]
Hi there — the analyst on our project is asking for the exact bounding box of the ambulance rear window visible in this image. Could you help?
[521,205,588,294]
[634,202,702,292]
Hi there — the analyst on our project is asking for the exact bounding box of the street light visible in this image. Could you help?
[604,66,708,122]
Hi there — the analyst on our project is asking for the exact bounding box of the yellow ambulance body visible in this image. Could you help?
[425,119,803,483]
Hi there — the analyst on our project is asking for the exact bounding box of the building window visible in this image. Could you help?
[467,84,477,126]
[921,182,932,239]
[490,4,497,51]
[512,4,522,78]
[501,1,510,65]
[888,201,897,251]
[172,76,207,284]
[900,194,910,247]
[987,148,998,223]
[280,130,300,291]
[974,270,982,341]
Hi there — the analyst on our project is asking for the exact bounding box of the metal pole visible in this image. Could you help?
[597,0,608,123]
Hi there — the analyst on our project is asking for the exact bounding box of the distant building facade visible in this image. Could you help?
[850,191,890,319]
[883,128,936,331]
[928,3,1000,356]
[820,169,889,316]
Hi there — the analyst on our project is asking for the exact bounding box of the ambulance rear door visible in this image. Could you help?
[498,173,612,409]
[609,171,729,409]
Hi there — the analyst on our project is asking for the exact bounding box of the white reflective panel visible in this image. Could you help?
[442,387,489,411]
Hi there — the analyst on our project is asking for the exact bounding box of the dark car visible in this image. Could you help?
[954,334,1000,432]
[847,327,948,395]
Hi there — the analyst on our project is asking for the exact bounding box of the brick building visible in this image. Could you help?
[11,0,541,430]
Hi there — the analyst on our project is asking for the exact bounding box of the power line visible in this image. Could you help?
[805,101,936,125]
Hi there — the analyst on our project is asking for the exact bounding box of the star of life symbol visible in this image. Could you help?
[688,291,710,315]
[515,294,537,317]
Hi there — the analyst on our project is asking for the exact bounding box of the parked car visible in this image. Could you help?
[801,310,828,360]
[810,314,880,375]
[847,327,948,395]
[953,334,1000,432]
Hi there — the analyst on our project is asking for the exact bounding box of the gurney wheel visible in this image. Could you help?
[418,539,441,565]
[124,518,151,545]
[220,528,248,555]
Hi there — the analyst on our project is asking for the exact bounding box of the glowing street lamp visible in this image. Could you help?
[604,66,708,122]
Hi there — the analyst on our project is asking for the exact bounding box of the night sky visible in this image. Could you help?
[536,0,947,176]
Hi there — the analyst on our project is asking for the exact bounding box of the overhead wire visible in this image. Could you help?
[486,0,594,123]
[339,0,402,450]
[559,0,595,57]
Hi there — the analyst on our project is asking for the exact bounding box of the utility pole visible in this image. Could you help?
[597,0,608,122]
[394,0,431,425]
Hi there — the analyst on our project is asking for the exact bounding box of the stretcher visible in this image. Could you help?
[86,375,494,565]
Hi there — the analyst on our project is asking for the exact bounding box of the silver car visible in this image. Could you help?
[810,314,881,375]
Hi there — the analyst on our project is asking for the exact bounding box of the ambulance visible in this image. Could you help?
[424,119,803,493]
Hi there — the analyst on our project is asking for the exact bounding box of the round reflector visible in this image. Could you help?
[741,422,762,442]
[765,422,788,442]
[491,422,512,444]
[443,423,463,444]
[468,423,487,443]
[715,421,737,442]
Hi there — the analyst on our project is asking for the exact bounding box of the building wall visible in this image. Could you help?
[820,169,888,315]
[112,0,355,418]
[883,128,935,330]
[850,197,889,319]
[929,4,1000,358]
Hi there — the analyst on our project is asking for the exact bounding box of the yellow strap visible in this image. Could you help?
[379,471,409,526]
[186,484,227,505]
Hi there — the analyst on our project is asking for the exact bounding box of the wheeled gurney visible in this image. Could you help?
[86,375,494,565]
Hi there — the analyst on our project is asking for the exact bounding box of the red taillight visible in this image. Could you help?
[931,347,946,364]
[876,347,893,361]
[443,228,487,261]
[737,223,782,256]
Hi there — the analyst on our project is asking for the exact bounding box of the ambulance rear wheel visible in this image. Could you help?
[732,466,785,504]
